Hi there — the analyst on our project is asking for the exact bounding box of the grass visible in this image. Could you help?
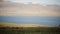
[0,27,60,34]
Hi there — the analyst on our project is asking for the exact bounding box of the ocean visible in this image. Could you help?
[0,16,60,26]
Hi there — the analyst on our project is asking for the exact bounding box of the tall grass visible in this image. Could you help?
[0,27,60,34]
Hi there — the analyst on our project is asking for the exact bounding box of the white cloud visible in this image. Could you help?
[3,0,60,5]
[39,2,47,6]
[24,2,29,4]
[32,2,38,4]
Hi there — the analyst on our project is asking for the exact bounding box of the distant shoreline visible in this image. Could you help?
[0,22,58,27]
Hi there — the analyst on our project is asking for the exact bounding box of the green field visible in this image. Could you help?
[0,27,60,34]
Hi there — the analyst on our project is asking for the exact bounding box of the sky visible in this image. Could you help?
[4,0,60,5]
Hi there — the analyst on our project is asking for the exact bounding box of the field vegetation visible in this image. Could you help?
[0,27,60,34]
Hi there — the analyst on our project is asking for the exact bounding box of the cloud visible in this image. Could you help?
[32,2,38,4]
[0,0,60,16]
[3,0,60,5]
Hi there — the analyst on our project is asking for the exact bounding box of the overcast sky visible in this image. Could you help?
[4,0,60,5]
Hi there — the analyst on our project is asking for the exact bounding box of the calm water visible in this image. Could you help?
[0,16,60,26]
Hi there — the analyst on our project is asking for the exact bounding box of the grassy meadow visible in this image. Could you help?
[0,26,60,34]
